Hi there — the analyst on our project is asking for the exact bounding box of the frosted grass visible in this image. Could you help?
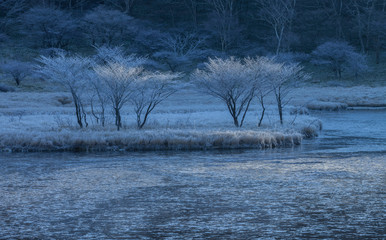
[0,129,302,152]
[0,88,324,152]
[4,84,384,152]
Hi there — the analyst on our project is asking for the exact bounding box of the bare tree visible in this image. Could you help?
[90,46,136,127]
[267,61,308,124]
[131,71,181,129]
[21,7,78,48]
[183,0,201,28]
[256,0,297,55]
[206,0,241,51]
[317,0,345,39]
[0,60,32,86]
[82,6,134,46]
[93,49,145,130]
[347,0,376,53]
[192,57,255,127]
[244,57,274,127]
[86,68,108,127]
[154,32,206,71]
[0,0,28,34]
[36,53,91,128]
[161,32,205,58]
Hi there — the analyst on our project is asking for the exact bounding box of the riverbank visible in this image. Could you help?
[2,84,385,152]
[291,86,386,110]
[0,86,327,152]
[0,128,303,152]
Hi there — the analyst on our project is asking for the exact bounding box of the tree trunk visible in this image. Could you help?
[233,116,239,127]
[239,96,253,127]
[71,91,83,128]
[82,105,88,128]
[275,26,284,55]
[75,102,83,128]
[115,107,121,131]
[258,97,266,127]
[277,94,283,125]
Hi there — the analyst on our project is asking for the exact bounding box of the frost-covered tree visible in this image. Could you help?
[81,6,134,46]
[93,48,145,130]
[192,57,255,127]
[36,53,91,128]
[0,60,32,86]
[0,0,28,34]
[85,69,108,127]
[317,0,346,39]
[131,71,181,129]
[183,0,201,28]
[160,33,205,58]
[205,0,241,51]
[312,41,368,79]
[267,61,307,124]
[154,32,206,71]
[21,7,78,48]
[244,57,274,127]
[88,46,129,126]
[347,0,376,53]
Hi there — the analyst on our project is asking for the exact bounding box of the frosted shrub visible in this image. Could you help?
[312,41,368,79]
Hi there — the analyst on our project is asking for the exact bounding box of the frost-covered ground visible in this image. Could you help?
[290,85,386,110]
[1,85,385,151]
[0,86,325,152]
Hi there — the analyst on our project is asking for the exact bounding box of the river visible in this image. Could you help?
[0,110,385,239]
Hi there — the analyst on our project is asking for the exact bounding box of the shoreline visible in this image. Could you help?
[6,85,386,154]
[0,129,303,153]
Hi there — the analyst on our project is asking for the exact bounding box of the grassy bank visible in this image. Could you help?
[0,88,321,152]
[0,129,302,152]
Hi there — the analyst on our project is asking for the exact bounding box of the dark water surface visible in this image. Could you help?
[0,110,385,239]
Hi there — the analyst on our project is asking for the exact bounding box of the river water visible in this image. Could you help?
[0,110,385,239]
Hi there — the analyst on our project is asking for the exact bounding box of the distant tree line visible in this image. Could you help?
[0,0,385,58]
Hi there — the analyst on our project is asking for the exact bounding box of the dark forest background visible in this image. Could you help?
[1,0,385,76]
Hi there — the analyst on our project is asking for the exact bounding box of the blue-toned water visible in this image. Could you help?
[0,110,385,239]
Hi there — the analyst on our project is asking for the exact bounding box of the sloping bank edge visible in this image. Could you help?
[0,129,303,153]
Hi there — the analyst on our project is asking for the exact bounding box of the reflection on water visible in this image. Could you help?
[0,110,385,239]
